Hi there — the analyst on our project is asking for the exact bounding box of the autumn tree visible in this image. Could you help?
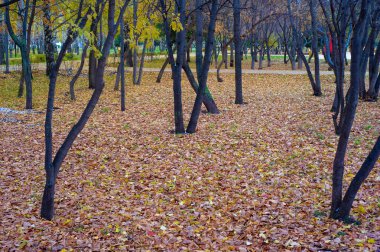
[41,0,129,220]
[4,0,36,109]
[326,0,380,221]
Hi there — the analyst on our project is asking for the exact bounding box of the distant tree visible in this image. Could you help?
[4,0,36,109]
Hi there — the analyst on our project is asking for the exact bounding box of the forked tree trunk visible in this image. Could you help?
[159,0,185,134]
[41,0,128,220]
[187,0,219,133]
[330,0,369,221]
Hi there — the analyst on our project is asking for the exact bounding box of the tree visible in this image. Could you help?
[159,0,186,133]
[186,0,219,133]
[328,0,378,221]
[288,0,321,96]
[41,0,129,220]
[319,0,352,134]
[4,0,35,109]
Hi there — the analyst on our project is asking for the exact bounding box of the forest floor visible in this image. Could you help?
[0,72,379,251]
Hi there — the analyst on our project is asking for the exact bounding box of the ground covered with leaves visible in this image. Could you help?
[0,72,379,251]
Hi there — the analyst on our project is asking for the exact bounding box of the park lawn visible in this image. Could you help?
[0,72,379,250]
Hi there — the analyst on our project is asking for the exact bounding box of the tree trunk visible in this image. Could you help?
[266,41,271,67]
[159,0,185,133]
[135,39,148,85]
[195,0,203,81]
[156,57,170,83]
[183,61,219,114]
[120,17,126,111]
[132,0,139,85]
[230,43,234,67]
[334,136,380,219]
[186,0,219,133]
[310,0,322,96]
[233,0,243,104]
[70,43,89,100]
[367,31,380,99]
[88,51,97,89]
[330,0,368,220]
[41,0,128,220]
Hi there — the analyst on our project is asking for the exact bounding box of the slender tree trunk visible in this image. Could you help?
[70,43,89,100]
[41,0,127,220]
[187,0,219,133]
[156,57,170,83]
[18,66,25,97]
[120,17,126,111]
[259,47,263,69]
[135,39,148,85]
[183,62,219,114]
[5,31,10,73]
[330,0,368,220]
[367,32,380,99]
[213,41,218,67]
[310,0,322,96]
[195,0,203,81]
[230,43,234,67]
[335,136,380,219]
[160,0,185,133]
[233,0,243,104]
[132,0,138,85]
[266,41,271,67]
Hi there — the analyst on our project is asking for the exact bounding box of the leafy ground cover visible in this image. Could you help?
[0,72,379,250]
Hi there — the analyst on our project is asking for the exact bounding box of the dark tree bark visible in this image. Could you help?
[120,16,126,111]
[70,42,89,100]
[367,40,380,99]
[319,0,351,134]
[132,0,139,84]
[88,0,105,89]
[41,0,129,220]
[329,0,369,221]
[159,0,186,133]
[156,56,170,83]
[135,39,148,85]
[335,136,380,220]
[233,0,243,104]
[309,0,322,96]
[5,30,10,73]
[195,0,203,81]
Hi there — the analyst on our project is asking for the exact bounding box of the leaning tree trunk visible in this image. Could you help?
[135,39,148,85]
[310,0,322,96]
[41,0,128,220]
[70,43,89,100]
[186,0,219,133]
[330,0,368,220]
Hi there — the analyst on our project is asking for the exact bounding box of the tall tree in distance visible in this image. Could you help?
[4,0,35,109]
